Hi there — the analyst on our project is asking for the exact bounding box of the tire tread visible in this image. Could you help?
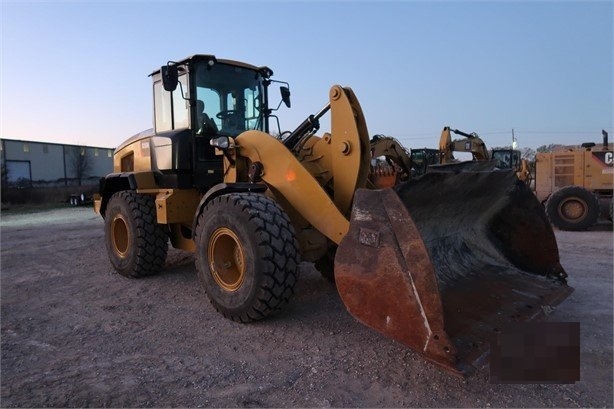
[545,185,599,231]
[194,193,300,322]
[108,191,168,278]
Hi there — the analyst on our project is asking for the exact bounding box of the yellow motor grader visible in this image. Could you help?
[94,54,572,376]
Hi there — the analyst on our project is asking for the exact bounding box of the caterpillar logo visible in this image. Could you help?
[593,151,614,167]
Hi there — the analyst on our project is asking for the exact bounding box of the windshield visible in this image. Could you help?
[194,62,265,137]
[492,150,521,169]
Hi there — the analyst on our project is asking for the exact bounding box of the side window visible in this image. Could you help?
[173,75,189,129]
[154,81,172,132]
[225,92,245,133]
[244,88,261,130]
[154,75,189,132]
[512,151,521,168]
[226,93,236,111]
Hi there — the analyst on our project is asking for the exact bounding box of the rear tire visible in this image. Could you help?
[545,186,599,231]
[194,193,300,322]
[104,191,168,277]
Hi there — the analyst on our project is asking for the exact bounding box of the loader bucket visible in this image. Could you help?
[334,165,573,376]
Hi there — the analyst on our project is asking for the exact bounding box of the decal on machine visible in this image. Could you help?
[592,151,614,174]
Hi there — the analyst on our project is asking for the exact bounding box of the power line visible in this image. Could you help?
[372,128,611,141]
[513,130,608,134]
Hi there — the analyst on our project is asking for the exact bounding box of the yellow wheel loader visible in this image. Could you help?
[94,55,572,376]
[535,130,613,230]
[491,148,532,185]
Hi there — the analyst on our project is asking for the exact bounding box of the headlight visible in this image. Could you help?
[210,136,230,149]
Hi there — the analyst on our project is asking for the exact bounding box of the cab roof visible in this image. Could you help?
[149,54,272,77]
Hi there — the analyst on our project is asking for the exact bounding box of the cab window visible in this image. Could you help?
[154,74,189,132]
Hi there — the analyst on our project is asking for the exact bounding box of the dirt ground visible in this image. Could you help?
[1,206,612,408]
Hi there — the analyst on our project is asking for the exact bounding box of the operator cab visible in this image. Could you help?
[492,149,521,170]
[149,54,289,190]
[191,60,267,138]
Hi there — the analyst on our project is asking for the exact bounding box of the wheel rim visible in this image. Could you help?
[111,215,129,257]
[558,197,587,222]
[208,227,245,291]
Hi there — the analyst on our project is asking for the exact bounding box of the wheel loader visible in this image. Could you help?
[535,130,613,230]
[94,54,572,376]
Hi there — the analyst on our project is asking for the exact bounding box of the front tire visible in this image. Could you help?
[545,186,599,231]
[194,193,300,322]
[104,191,168,277]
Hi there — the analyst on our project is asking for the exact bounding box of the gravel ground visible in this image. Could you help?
[1,206,612,408]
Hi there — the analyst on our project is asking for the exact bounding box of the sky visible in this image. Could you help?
[1,0,612,152]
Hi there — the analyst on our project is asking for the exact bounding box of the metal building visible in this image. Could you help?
[1,138,113,188]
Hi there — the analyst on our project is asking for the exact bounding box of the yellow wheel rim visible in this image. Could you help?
[208,227,245,291]
[559,198,586,222]
[111,215,129,258]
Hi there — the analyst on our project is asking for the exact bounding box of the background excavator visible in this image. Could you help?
[438,126,489,163]
[94,54,572,376]
[438,126,532,183]
[369,126,531,185]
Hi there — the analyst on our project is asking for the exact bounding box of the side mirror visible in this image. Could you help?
[280,86,291,108]
[161,65,178,91]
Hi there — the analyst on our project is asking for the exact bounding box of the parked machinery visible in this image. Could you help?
[438,126,489,163]
[440,127,531,183]
[491,147,532,184]
[94,55,572,375]
[535,130,613,230]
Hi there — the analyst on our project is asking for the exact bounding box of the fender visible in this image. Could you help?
[236,130,351,244]
[96,171,158,216]
[191,182,268,237]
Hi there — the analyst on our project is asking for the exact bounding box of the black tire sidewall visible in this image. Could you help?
[546,186,599,230]
[103,191,167,277]
[196,206,262,312]
[194,193,299,321]
[105,193,139,276]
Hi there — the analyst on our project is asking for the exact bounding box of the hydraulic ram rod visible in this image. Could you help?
[283,103,331,150]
